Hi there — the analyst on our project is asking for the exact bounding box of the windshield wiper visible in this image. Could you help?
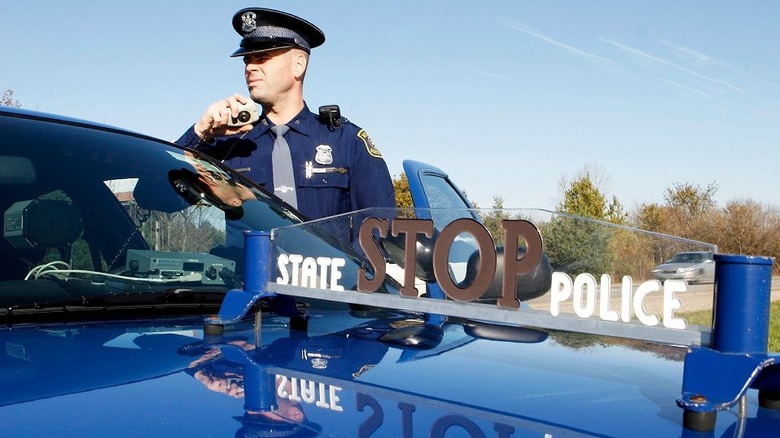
[1,288,228,319]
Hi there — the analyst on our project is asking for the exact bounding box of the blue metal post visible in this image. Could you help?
[207,230,275,324]
[243,230,271,295]
[678,254,776,431]
[711,254,774,354]
[220,345,276,412]
[242,362,277,412]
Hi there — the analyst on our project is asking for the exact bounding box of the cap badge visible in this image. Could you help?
[241,12,257,33]
[315,145,333,165]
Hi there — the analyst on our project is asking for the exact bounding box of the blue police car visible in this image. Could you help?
[0,106,777,437]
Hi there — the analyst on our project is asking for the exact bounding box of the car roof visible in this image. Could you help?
[0,106,164,144]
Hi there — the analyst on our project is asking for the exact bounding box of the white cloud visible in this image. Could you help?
[599,37,744,94]
[498,18,614,66]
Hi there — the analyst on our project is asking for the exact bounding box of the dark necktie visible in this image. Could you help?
[270,125,297,207]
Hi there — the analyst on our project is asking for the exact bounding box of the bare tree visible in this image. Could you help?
[2,89,21,107]
[713,199,780,260]
[663,181,717,217]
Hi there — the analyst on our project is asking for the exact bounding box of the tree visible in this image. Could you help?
[392,173,413,209]
[664,182,717,218]
[543,165,624,275]
[480,195,509,244]
[713,199,780,259]
[556,164,625,224]
[542,216,615,275]
[634,203,666,233]
[2,89,21,107]
[631,184,780,275]
[640,181,719,245]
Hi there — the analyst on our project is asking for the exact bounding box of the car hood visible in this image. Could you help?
[1,311,773,437]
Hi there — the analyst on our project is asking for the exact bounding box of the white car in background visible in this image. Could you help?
[652,251,716,284]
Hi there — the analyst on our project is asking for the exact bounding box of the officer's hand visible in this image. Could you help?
[193,94,255,141]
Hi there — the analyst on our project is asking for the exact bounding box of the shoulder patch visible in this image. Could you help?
[357,129,383,158]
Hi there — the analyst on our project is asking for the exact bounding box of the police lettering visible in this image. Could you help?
[277,375,343,412]
[277,254,346,290]
[550,272,687,329]
[357,218,542,310]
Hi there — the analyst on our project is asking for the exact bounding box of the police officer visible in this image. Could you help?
[175,7,395,221]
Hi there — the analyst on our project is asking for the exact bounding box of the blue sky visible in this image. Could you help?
[2,1,778,212]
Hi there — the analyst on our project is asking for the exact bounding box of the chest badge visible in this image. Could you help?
[315,145,333,165]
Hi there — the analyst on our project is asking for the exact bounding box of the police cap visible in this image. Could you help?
[231,8,325,57]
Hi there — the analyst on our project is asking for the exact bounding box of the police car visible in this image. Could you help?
[0,106,777,437]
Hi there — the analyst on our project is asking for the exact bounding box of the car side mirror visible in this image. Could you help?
[465,246,553,302]
[380,229,439,282]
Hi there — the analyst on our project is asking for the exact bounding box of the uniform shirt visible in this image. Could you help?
[175,104,395,221]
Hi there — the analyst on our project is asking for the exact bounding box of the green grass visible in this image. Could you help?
[681,301,780,352]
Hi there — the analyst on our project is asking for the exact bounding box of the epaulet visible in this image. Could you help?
[318,105,346,131]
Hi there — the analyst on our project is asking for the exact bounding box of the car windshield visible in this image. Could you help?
[667,252,709,263]
[0,111,306,314]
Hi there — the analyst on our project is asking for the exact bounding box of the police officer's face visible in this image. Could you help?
[243,48,306,105]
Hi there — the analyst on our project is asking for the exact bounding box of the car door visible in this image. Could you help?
[401,159,552,303]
